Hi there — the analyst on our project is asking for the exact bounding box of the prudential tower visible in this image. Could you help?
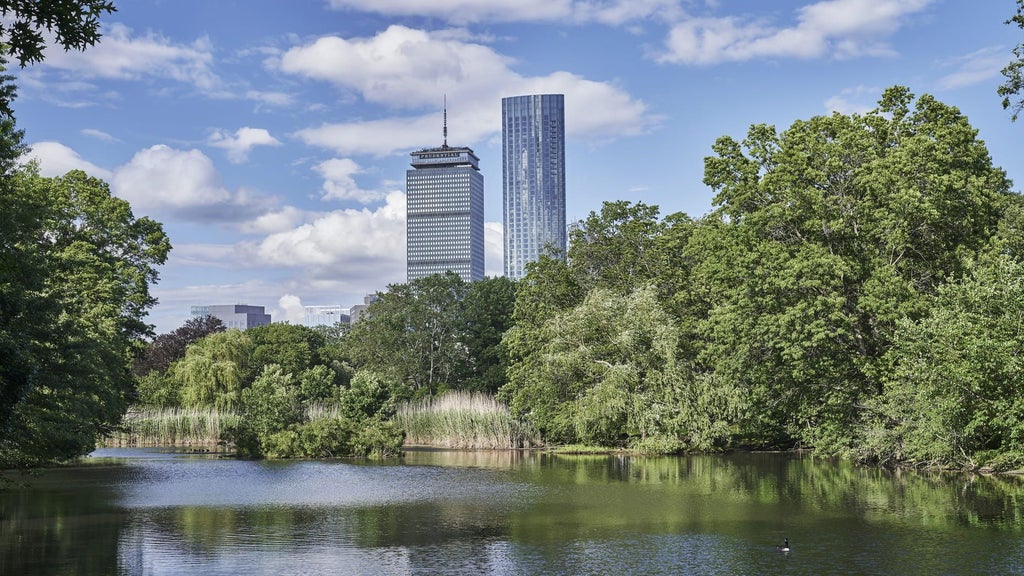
[501,94,566,280]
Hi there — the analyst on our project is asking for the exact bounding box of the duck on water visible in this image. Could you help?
[777,538,791,552]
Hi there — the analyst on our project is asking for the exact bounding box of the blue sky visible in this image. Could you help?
[11,0,1023,334]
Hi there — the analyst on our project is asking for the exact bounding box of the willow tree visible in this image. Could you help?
[502,285,685,447]
[172,330,253,411]
[697,86,1013,452]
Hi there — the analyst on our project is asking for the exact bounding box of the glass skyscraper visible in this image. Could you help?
[502,94,566,280]
[406,140,485,283]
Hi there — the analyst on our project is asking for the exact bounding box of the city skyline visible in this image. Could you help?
[10,1,1022,334]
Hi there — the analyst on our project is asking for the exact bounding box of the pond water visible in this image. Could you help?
[2,448,1023,575]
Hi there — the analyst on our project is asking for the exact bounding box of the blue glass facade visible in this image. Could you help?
[406,145,485,282]
[502,94,566,280]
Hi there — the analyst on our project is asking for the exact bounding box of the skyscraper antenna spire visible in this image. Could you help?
[443,94,448,148]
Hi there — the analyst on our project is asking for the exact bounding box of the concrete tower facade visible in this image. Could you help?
[406,102,485,282]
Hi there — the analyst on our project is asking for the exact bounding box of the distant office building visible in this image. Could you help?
[303,305,349,327]
[349,294,378,324]
[191,304,271,330]
[406,102,484,282]
[502,94,566,280]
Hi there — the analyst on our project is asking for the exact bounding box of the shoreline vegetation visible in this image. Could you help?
[101,396,1024,475]
[395,391,540,449]
[106,391,541,452]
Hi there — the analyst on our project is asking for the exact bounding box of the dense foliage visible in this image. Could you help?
[0,60,169,466]
[498,87,1020,468]
[131,321,403,458]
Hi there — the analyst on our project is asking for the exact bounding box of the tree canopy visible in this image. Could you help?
[495,86,1019,465]
[0,166,169,466]
[0,0,116,67]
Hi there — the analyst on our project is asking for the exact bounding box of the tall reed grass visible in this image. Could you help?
[106,407,241,447]
[394,391,540,449]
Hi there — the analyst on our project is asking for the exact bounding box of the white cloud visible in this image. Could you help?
[294,114,450,157]
[278,294,307,324]
[824,85,880,115]
[484,221,504,277]
[315,158,386,203]
[24,141,113,179]
[39,23,220,91]
[238,206,308,235]
[256,191,407,278]
[657,0,934,65]
[246,90,295,106]
[281,25,656,155]
[936,47,1007,91]
[110,145,272,222]
[325,0,678,25]
[207,127,282,163]
[277,26,513,110]
[81,128,118,142]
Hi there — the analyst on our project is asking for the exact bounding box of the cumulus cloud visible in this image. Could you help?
[207,127,282,163]
[325,0,679,25]
[315,158,386,203]
[238,206,308,235]
[281,25,656,155]
[110,144,271,221]
[255,191,407,279]
[657,0,934,65]
[277,26,512,110]
[278,294,307,324]
[24,141,113,179]
[40,23,220,91]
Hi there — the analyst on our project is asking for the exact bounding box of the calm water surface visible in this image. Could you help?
[2,448,1023,575]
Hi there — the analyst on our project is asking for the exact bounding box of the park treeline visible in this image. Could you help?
[126,86,1024,470]
[4,77,1024,469]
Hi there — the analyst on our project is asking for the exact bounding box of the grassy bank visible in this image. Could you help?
[395,391,540,449]
[105,407,241,447]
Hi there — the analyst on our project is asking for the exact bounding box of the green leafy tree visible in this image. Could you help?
[298,364,338,404]
[235,364,304,458]
[247,322,328,384]
[0,0,117,67]
[858,255,1024,468]
[1,168,169,466]
[461,276,516,393]
[337,370,399,421]
[568,201,666,295]
[501,285,683,446]
[0,58,39,444]
[697,87,1013,451]
[509,254,584,335]
[999,0,1024,121]
[343,272,469,394]
[133,315,226,377]
[172,330,253,411]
